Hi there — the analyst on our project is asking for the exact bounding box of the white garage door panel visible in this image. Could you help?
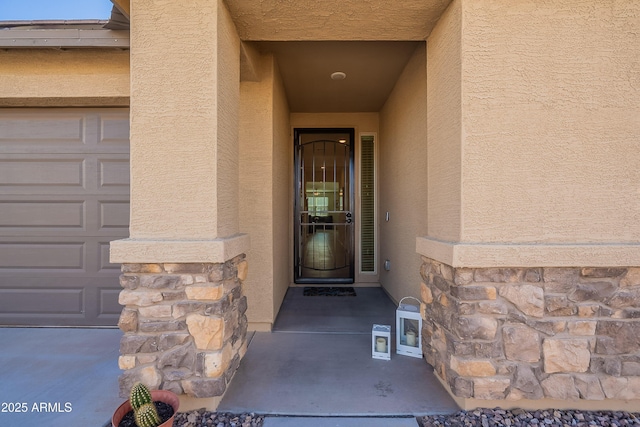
[0,108,129,326]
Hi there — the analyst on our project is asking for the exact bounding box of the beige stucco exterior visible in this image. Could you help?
[111,0,250,263]
[0,49,129,106]
[461,0,640,245]
[226,0,451,42]
[425,0,462,243]
[3,0,640,412]
[417,0,640,268]
[239,54,290,330]
[379,44,428,304]
[127,0,237,241]
[414,0,640,410]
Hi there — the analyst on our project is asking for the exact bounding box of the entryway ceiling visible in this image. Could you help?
[228,0,451,113]
[224,0,452,42]
[254,41,423,112]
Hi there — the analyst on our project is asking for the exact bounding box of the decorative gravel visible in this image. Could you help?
[171,408,640,427]
[418,408,640,427]
[173,410,264,427]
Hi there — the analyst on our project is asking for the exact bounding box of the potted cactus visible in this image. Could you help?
[111,383,179,427]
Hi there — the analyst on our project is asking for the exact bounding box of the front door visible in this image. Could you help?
[294,129,354,284]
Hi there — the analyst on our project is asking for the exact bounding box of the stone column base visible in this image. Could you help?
[117,255,248,399]
[420,257,640,404]
[436,374,640,412]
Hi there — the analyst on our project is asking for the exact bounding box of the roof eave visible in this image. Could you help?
[0,27,129,49]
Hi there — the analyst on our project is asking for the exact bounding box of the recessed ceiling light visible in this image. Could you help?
[331,71,346,80]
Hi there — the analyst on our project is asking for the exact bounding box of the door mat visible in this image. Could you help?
[303,287,356,297]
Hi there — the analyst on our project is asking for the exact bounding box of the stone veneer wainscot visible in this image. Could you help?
[420,257,640,402]
[117,255,248,398]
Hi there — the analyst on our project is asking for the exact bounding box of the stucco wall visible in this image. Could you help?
[271,60,291,320]
[426,0,462,243]
[226,0,452,42]
[0,49,129,106]
[240,55,274,327]
[127,0,239,241]
[216,0,242,238]
[291,113,379,133]
[418,0,640,268]
[379,45,428,303]
[240,54,291,329]
[461,0,640,245]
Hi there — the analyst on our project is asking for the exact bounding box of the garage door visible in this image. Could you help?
[0,108,129,326]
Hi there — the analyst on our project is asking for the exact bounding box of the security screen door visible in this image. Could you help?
[294,129,355,284]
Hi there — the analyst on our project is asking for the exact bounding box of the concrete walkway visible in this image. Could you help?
[0,327,122,427]
[262,415,420,426]
[219,287,459,419]
[0,288,458,427]
[219,332,458,416]
[0,326,455,427]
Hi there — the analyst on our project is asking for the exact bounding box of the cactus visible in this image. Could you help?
[134,403,161,427]
[129,382,153,411]
[129,383,162,427]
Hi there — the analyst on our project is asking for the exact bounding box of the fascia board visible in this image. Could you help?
[0,29,129,48]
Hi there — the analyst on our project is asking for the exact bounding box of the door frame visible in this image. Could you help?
[293,127,355,284]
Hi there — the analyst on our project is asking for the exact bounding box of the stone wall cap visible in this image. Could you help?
[110,234,250,264]
[417,238,640,268]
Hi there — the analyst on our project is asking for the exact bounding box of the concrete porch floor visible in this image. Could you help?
[219,287,460,422]
[0,287,459,427]
[220,331,459,416]
[0,327,122,427]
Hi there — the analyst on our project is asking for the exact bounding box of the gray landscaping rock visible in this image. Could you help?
[418,408,640,427]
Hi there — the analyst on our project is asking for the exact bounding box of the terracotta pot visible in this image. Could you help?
[112,390,180,427]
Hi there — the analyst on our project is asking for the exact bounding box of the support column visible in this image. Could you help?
[420,257,640,407]
[116,258,248,398]
[110,0,248,403]
[420,0,640,410]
